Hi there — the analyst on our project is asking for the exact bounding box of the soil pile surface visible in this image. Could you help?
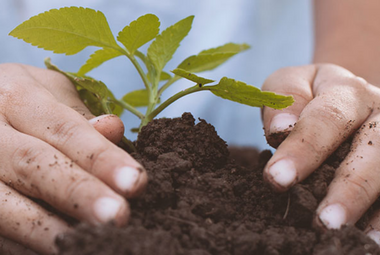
[56,113,380,255]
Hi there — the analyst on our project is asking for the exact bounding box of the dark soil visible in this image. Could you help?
[55,113,380,255]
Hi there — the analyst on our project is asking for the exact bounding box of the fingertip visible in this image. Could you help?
[364,211,380,246]
[269,113,298,134]
[367,230,380,246]
[316,203,348,230]
[113,166,148,198]
[264,158,298,192]
[92,196,130,226]
[264,112,298,148]
[89,114,125,144]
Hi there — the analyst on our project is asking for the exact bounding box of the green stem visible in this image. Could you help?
[147,84,210,121]
[111,99,145,120]
[115,47,151,92]
[140,90,157,128]
[128,54,151,91]
[141,75,181,128]
[142,72,161,128]
[118,136,136,153]
[101,99,113,114]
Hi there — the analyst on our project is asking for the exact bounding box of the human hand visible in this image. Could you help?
[261,64,380,243]
[0,63,147,254]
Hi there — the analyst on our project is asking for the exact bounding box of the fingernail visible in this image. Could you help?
[269,113,298,133]
[88,115,108,125]
[93,197,122,223]
[268,159,297,188]
[367,230,380,245]
[318,203,347,229]
[114,166,141,193]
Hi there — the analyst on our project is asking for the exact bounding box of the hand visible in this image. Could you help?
[262,63,380,243]
[0,63,147,254]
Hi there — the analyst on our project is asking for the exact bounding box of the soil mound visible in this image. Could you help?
[56,113,380,255]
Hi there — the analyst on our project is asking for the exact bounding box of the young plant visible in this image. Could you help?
[10,7,294,133]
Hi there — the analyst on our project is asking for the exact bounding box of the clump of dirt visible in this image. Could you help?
[56,113,380,255]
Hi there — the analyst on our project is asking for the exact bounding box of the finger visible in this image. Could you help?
[0,72,147,198]
[0,181,70,255]
[89,114,125,144]
[315,114,380,230]
[10,63,95,120]
[0,236,38,255]
[21,64,125,144]
[0,122,129,226]
[364,210,380,245]
[23,64,94,118]
[263,64,372,192]
[262,65,316,148]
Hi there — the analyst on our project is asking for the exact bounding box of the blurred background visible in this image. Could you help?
[0,0,313,150]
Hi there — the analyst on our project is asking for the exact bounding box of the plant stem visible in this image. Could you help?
[116,47,151,92]
[101,99,113,114]
[147,84,210,121]
[140,90,158,128]
[111,99,145,119]
[128,54,151,92]
[118,136,136,153]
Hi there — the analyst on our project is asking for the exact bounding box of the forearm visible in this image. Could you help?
[313,0,380,86]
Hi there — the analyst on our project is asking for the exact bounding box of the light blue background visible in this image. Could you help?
[1,0,314,150]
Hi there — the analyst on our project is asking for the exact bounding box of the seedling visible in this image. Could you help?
[10,7,294,133]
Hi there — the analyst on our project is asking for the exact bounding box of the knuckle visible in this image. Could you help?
[48,120,82,149]
[316,101,347,127]
[263,66,297,90]
[302,100,349,142]
[293,130,325,160]
[343,76,370,96]
[11,142,43,182]
[344,175,374,206]
[86,145,111,175]
[64,176,93,204]
[10,143,44,197]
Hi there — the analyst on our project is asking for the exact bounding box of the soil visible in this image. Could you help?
[53,113,380,255]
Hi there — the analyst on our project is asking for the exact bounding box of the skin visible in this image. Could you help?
[3,0,380,253]
[0,63,147,254]
[262,0,380,242]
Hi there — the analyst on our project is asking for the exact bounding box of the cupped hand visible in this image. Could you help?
[0,63,147,254]
[262,63,380,243]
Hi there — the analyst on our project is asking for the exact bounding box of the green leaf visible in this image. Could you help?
[207,77,294,109]
[199,42,250,54]
[122,89,150,107]
[45,58,109,96]
[122,89,162,107]
[117,14,160,55]
[73,77,110,98]
[147,16,194,77]
[160,71,171,81]
[78,48,123,76]
[177,43,250,73]
[9,7,120,55]
[78,89,106,116]
[45,58,123,115]
[171,68,214,85]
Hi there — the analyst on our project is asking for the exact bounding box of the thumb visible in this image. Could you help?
[89,114,125,144]
[262,65,316,148]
